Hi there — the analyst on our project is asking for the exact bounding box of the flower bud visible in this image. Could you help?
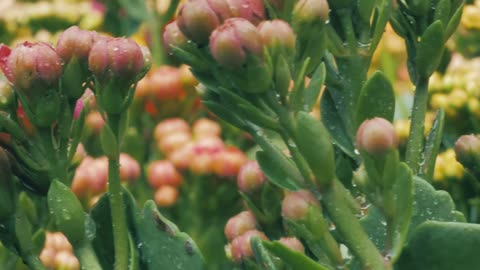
[225,211,257,241]
[277,237,305,253]
[154,118,190,141]
[237,161,265,193]
[193,118,221,138]
[209,18,263,69]
[213,147,248,177]
[454,135,480,167]
[149,66,185,101]
[157,132,192,154]
[356,118,398,157]
[168,142,194,170]
[147,160,183,188]
[56,26,97,63]
[85,111,106,134]
[231,230,268,262]
[154,185,179,207]
[163,20,190,53]
[193,136,225,155]
[257,20,296,56]
[39,248,56,268]
[119,153,141,183]
[281,190,319,220]
[294,0,329,26]
[190,153,215,174]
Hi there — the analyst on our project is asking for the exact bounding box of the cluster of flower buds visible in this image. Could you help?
[71,152,140,200]
[153,117,248,177]
[39,231,79,270]
[147,160,183,207]
[428,56,480,119]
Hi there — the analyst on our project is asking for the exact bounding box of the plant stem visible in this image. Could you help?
[323,180,388,270]
[74,240,102,270]
[405,77,429,175]
[107,113,129,270]
[24,254,47,270]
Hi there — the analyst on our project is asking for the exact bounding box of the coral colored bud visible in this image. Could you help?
[0,42,62,93]
[278,237,305,253]
[454,135,480,167]
[225,211,257,241]
[356,118,398,156]
[193,118,221,138]
[158,132,192,154]
[213,147,248,177]
[154,118,190,141]
[237,161,265,193]
[209,18,263,68]
[154,185,179,207]
[168,142,194,170]
[85,111,106,134]
[294,0,329,25]
[119,153,141,183]
[88,37,144,83]
[163,20,190,53]
[147,160,183,188]
[56,26,97,63]
[39,248,56,268]
[231,230,268,261]
[257,20,296,55]
[88,157,109,193]
[190,154,215,174]
[55,251,79,270]
[193,136,225,155]
[51,232,73,252]
[149,66,185,101]
[281,190,319,220]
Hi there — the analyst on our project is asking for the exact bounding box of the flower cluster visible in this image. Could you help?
[39,231,79,270]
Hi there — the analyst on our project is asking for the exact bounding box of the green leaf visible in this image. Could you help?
[256,151,302,191]
[251,237,277,270]
[320,90,356,158]
[118,0,149,20]
[357,0,376,23]
[202,101,246,130]
[304,63,326,112]
[396,221,480,270]
[421,109,445,182]
[434,0,451,27]
[445,3,464,39]
[263,240,330,270]
[355,71,395,129]
[290,58,310,111]
[135,201,205,270]
[369,0,392,55]
[416,21,445,78]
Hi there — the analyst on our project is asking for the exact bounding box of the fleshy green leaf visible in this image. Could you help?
[369,0,392,55]
[304,63,326,112]
[355,71,395,129]
[396,221,480,270]
[251,237,277,270]
[257,150,302,191]
[421,109,445,182]
[416,21,445,78]
[263,240,330,270]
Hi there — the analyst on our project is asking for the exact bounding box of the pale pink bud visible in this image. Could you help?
[237,161,265,193]
[154,185,179,207]
[281,190,319,220]
[278,237,305,253]
[356,118,398,156]
[163,20,190,53]
[213,147,248,177]
[158,132,192,154]
[119,153,141,183]
[147,160,183,188]
[231,230,268,261]
[225,211,257,241]
[192,118,221,138]
[149,66,185,101]
[257,20,296,54]
[154,118,190,141]
[56,26,97,62]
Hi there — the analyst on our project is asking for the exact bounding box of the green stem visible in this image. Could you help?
[323,180,388,270]
[107,113,129,270]
[24,254,47,270]
[74,240,102,270]
[405,77,429,174]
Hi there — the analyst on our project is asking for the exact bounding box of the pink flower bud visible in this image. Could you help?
[193,136,225,155]
[39,248,56,268]
[277,237,305,253]
[192,118,221,138]
[73,99,84,120]
[231,230,268,261]
[149,66,185,101]
[56,26,97,63]
[147,160,183,188]
[454,135,480,166]
[293,0,329,26]
[163,20,190,53]
[190,153,215,174]
[281,190,319,220]
[85,111,106,134]
[154,118,190,141]
[154,185,179,207]
[225,211,257,241]
[168,142,194,170]
[356,118,399,156]
[157,132,192,154]
[237,161,265,193]
[213,146,248,177]
[88,37,144,83]
[257,20,296,55]
[209,18,263,68]
[88,157,108,193]
[0,42,62,93]
[119,153,141,183]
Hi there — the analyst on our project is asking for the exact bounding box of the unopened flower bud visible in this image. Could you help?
[277,237,305,253]
[147,160,183,188]
[168,142,194,170]
[163,20,190,53]
[149,66,185,101]
[454,135,480,167]
[193,118,221,138]
[154,118,190,141]
[154,185,179,207]
[237,161,265,193]
[85,111,106,134]
[257,20,296,57]
[231,230,268,261]
[209,18,263,69]
[356,118,398,156]
[119,153,141,183]
[56,26,97,63]
[157,132,192,154]
[213,147,248,177]
[39,248,56,268]
[281,190,319,220]
[225,211,257,241]
[294,0,329,26]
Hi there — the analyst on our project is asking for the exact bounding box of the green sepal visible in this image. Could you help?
[304,63,326,112]
[445,3,464,40]
[434,0,451,27]
[355,71,395,129]
[251,237,278,270]
[420,109,444,182]
[396,221,480,270]
[47,180,86,244]
[231,57,273,94]
[31,229,45,255]
[18,192,36,226]
[275,55,292,99]
[416,21,445,78]
[61,56,87,100]
[100,124,118,160]
[294,111,336,187]
[289,58,310,111]
[262,240,330,270]
[32,90,61,127]
[369,0,392,55]
[256,150,302,191]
